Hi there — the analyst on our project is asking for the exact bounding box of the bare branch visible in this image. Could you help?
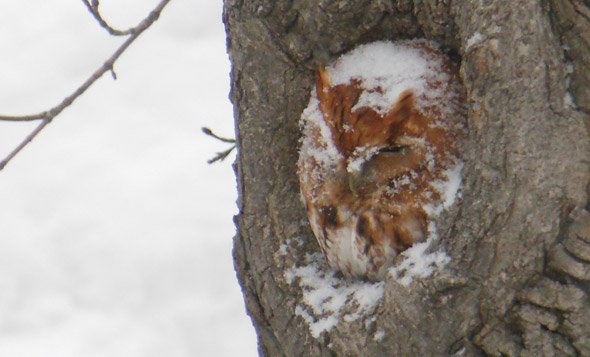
[0,120,50,171]
[201,127,236,164]
[202,127,236,143]
[81,0,134,36]
[0,112,48,122]
[0,0,173,171]
[207,146,237,164]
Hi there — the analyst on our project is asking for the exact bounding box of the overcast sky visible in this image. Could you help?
[0,1,257,355]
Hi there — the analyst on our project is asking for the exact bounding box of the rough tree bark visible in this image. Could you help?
[223,1,590,355]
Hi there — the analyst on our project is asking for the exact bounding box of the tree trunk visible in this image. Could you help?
[223,1,590,355]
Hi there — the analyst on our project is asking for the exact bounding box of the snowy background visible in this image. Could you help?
[0,1,257,356]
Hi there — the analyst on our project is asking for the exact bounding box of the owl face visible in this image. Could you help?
[298,41,466,281]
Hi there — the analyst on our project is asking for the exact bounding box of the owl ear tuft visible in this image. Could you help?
[316,67,331,98]
[316,67,337,131]
[387,90,414,125]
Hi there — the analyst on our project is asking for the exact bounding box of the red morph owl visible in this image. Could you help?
[297,40,466,281]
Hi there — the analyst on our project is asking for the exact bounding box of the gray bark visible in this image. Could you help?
[223,1,590,355]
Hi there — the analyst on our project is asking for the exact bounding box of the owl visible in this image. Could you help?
[297,40,466,281]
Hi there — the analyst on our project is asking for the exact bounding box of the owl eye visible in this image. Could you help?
[378,145,408,154]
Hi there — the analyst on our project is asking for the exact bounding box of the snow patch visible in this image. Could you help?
[454,347,467,356]
[564,61,576,109]
[389,222,450,286]
[285,254,383,338]
[466,32,486,51]
[346,146,379,173]
[276,236,304,258]
[429,160,464,210]
[299,92,344,172]
[277,243,289,257]
[389,160,463,285]
[373,329,386,342]
[323,41,453,118]
[564,92,576,108]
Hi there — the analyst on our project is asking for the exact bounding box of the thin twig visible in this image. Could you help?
[81,0,134,36]
[202,127,236,143]
[207,146,236,164]
[0,120,50,171]
[0,112,48,122]
[0,0,172,171]
[201,127,236,164]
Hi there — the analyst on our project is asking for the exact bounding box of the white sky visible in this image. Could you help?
[0,1,258,356]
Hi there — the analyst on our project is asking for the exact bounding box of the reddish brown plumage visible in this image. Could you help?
[298,40,466,280]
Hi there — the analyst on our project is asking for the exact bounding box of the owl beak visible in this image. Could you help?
[347,171,362,197]
[348,175,357,197]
